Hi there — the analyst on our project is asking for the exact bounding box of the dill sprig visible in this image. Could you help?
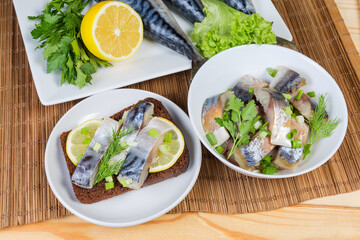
[303,94,341,159]
[94,127,134,185]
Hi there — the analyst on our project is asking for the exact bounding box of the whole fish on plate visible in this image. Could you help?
[222,0,255,14]
[117,117,172,190]
[202,91,233,148]
[232,75,268,103]
[107,101,154,168]
[162,0,205,23]
[273,119,309,169]
[95,0,205,63]
[71,118,121,188]
[254,88,292,147]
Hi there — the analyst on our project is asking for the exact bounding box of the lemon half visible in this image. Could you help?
[81,1,143,61]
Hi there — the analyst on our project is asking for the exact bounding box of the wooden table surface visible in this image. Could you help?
[1,0,360,239]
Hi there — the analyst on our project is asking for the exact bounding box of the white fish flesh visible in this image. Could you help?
[108,101,154,169]
[202,91,232,148]
[117,118,172,190]
[71,118,121,189]
[269,66,306,94]
[254,88,292,147]
[273,120,309,169]
[232,75,268,103]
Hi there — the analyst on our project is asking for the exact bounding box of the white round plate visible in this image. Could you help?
[45,89,202,227]
[188,44,348,179]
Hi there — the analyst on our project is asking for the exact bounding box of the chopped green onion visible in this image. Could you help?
[303,144,311,159]
[164,132,172,143]
[254,121,262,130]
[227,88,233,92]
[93,142,101,152]
[307,91,315,97]
[287,129,297,139]
[248,88,254,94]
[206,133,217,146]
[290,104,294,111]
[77,154,83,161]
[215,146,224,154]
[148,128,159,138]
[262,155,272,163]
[291,139,302,148]
[259,125,271,136]
[82,137,92,145]
[284,106,292,116]
[291,113,296,119]
[105,182,114,190]
[282,93,291,100]
[120,179,133,188]
[263,121,269,127]
[259,131,268,139]
[105,176,113,183]
[263,166,278,175]
[159,144,170,153]
[118,119,124,124]
[266,67,277,77]
[80,127,89,136]
[295,89,304,101]
[296,115,304,123]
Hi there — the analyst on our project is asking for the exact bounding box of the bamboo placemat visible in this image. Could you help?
[1,0,360,229]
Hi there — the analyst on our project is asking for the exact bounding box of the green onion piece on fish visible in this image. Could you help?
[307,91,315,97]
[82,137,92,145]
[80,127,89,136]
[248,88,254,94]
[291,139,302,148]
[164,132,172,143]
[295,89,304,100]
[215,145,224,154]
[148,128,160,138]
[266,67,277,77]
[118,119,124,124]
[284,106,292,117]
[93,142,101,152]
[105,176,113,183]
[120,179,133,188]
[227,88,233,92]
[258,131,268,139]
[159,144,171,153]
[282,93,291,100]
[206,132,217,146]
[105,182,114,190]
[287,129,297,139]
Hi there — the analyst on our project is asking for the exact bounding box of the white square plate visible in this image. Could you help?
[13,0,292,105]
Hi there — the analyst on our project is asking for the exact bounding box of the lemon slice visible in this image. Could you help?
[149,117,185,173]
[66,119,103,165]
[81,1,143,61]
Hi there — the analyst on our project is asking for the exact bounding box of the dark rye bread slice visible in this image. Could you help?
[60,97,189,204]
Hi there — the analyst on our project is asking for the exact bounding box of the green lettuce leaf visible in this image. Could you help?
[191,0,277,58]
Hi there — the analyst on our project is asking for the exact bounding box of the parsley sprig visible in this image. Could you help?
[94,127,134,185]
[303,94,341,159]
[215,95,261,158]
[29,0,112,88]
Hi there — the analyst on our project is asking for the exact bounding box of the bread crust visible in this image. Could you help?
[60,98,189,204]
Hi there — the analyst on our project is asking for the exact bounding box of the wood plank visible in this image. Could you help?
[0,0,359,238]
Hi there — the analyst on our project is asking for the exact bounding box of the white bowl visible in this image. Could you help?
[188,45,348,179]
[45,89,202,227]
